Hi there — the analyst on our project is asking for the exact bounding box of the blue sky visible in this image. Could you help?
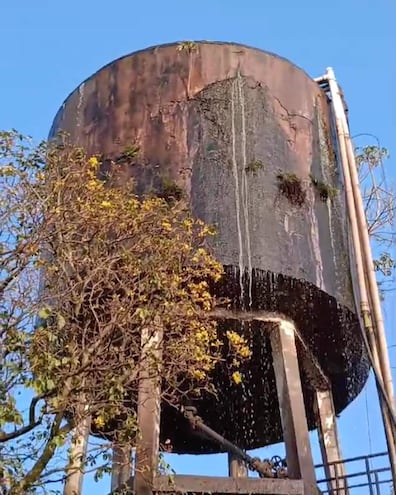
[1,0,395,492]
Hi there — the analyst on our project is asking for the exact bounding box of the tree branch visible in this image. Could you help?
[0,394,45,443]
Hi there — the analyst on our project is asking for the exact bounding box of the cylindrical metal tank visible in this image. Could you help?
[49,42,369,454]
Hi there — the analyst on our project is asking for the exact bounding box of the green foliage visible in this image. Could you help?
[115,144,140,162]
[158,176,184,203]
[374,253,395,277]
[177,41,198,53]
[310,174,338,202]
[0,131,251,494]
[245,160,264,175]
[355,144,394,294]
[355,145,389,169]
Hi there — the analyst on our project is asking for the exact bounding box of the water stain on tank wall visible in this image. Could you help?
[49,41,369,453]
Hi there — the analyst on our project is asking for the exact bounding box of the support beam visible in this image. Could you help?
[111,444,132,492]
[134,327,163,495]
[228,453,248,478]
[314,389,348,494]
[270,320,317,495]
[63,413,90,495]
[152,474,304,494]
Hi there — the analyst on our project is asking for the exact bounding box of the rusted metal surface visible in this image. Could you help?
[50,42,369,454]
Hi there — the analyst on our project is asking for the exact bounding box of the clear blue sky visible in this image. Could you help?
[1,0,395,492]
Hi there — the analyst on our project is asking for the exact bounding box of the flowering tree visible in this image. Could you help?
[0,131,249,494]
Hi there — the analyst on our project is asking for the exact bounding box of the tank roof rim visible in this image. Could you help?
[48,40,320,139]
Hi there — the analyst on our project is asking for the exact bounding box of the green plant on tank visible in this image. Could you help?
[177,41,198,53]
[245,159,264,175]
[310,174,338,202]
[276,172,306,207]
[159,176,184,203]
[113,144,140,163]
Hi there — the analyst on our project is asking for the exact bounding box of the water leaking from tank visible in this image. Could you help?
[49,41,370,454]
[230,79,245,307]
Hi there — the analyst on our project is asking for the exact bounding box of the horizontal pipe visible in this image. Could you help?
[184,409,271,478]
[314,74,328,83]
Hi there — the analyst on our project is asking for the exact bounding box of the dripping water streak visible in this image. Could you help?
[237,73,253,308]
[308,187,326,290]
[76,83,85,132]
[231,80,244,306]
[327,199,338,277]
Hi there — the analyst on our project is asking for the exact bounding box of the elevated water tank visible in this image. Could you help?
[49,42,369,454]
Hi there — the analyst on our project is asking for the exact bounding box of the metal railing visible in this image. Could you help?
[315,452,393,494]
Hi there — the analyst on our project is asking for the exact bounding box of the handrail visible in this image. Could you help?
[315,451,392,494]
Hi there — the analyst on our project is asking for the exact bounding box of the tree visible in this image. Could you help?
[355,142,395,293]
[0,131,250,494]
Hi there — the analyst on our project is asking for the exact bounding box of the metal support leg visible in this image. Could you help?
[63,405,90,495]
[111,444,132,492]
[270,320,317,494]
[228,453,248,478]
[134,328,163,495]
[314,389,348,494]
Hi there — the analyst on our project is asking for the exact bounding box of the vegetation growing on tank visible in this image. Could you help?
[245,159,264,175]
[177,41,198,53]
[206,141,218,153]
[114,144,140,163]
[159,176,184,203]
[310,174,338,202]
[276,172,306,207]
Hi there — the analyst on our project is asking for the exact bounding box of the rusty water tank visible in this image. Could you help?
[49,41,369,454]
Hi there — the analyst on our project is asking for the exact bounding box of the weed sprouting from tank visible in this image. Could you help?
[245,160,264,175]
[177,41,198,53]
[113,144,140,164]
[276,172,306,207]
[310,174,338,202]
[158,177,184,203]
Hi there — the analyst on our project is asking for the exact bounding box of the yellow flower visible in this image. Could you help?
[94,415,105,428]
[162,220,172,232]
[88,156,99,168]
[100,200,112,208]
[191,369,206,381]
[232,371,242,385]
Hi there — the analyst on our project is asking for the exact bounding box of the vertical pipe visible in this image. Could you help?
[339,80,395,416]
[325,67,396,488]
